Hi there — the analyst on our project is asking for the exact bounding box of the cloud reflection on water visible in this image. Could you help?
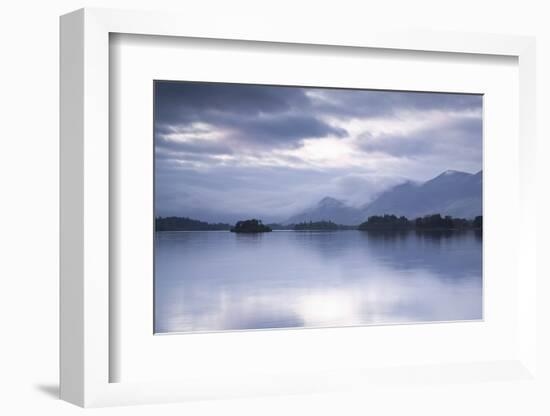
[154,230,482,333]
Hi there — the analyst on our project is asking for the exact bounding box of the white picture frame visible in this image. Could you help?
[60,7,538,408]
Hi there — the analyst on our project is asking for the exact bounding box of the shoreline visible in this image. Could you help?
[155,228,482,233]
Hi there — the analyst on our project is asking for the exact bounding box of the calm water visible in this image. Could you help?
[154,230,482,333]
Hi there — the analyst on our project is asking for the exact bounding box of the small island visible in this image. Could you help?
[230,219,272,233]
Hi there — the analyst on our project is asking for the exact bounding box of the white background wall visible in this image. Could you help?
[0,1,548,414]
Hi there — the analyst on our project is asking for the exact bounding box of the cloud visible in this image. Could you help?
[155,81,310,123]
[156,136,233,156]
[328,173,407,206]
[154,81,483,221]
[356,112,482,159]
[155,82,347,152]
[223,113,347,146]
[312,89,482,119]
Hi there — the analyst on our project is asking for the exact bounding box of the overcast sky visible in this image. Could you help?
[154,81,482,223]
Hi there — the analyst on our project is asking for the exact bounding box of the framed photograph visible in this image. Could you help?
[60,8,538,408]
[153,80,484,334]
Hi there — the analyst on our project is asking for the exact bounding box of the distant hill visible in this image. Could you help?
[362,170,482,220]
[156,216,231,231]
[286,170,482,225]
[285,197,363,226]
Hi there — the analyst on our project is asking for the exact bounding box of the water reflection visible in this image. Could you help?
[154,230,482,333]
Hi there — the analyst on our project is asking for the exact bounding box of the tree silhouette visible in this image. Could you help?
[359,213,483,231]
[230,219,272,233]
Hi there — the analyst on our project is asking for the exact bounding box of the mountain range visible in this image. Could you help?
[285,170,482,225]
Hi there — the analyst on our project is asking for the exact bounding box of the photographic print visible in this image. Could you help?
[154,81,483,334]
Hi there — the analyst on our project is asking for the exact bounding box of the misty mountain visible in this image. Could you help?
[362,170,482,220]
[285,197,363,226]
[286,170,482,225]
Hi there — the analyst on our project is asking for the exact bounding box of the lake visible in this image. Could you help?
[154,230,482,333]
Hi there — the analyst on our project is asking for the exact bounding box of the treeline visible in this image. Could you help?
[155,216,231,231]
[293,220,354,231]
[358,215,409,231]
[266,223,294,230]
[156,214,482,232]
[358,214,482,231]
